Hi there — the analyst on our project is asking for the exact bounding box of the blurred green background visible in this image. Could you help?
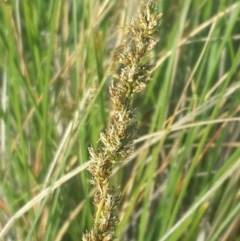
[0,0,240,240]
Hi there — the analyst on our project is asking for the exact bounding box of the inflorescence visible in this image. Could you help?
[82,1,162,240]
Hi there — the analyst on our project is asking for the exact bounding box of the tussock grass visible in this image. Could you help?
[0,0,240,240]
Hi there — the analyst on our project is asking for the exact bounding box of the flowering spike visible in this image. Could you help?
[82,1,161,240]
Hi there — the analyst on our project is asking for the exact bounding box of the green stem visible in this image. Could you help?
[95,182,109,224]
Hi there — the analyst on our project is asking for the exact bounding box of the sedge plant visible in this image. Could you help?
[82,1,162,240]
[1,0,240,240]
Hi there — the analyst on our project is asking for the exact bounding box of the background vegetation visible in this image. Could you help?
[0,0,240,240]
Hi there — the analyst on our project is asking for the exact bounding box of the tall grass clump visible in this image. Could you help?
[0,0,240,241]
[82,1,161,240]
